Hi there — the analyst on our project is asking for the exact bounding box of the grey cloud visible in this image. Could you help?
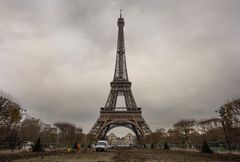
[0,0,240,134]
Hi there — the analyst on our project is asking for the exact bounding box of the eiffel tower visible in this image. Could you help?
[89,11,152,139]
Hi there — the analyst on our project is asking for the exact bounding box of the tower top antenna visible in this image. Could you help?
[120,9,122,18]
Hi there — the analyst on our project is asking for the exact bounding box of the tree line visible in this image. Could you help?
[140,98,240,152]
[0,90,95,150]
[1,90,239,152]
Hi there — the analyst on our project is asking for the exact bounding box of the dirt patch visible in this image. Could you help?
[0,151,71,162]
[12,151,115,162]
[1,149,240,162]
[114,149,240,162]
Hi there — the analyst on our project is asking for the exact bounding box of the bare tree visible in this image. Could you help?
[85,134,97,147]
[222,98,240,127]
[217,98,240,152]
[41,124,58,144]
[167,128,182,145]
[0,90,23,141]
[155,128,166,136]
[173,119,197,149]
[148,128,167,146]
[75,127,84,144]
[198,118,223,142]
[18,117,42,142]
[198,118,222,133]
[54,122,82,145]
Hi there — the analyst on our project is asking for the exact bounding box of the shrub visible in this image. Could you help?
[201,140,213,153]
[163,142,169,150]
[32,138,43,152]
[73,142,78,150]
[151,144,155,149]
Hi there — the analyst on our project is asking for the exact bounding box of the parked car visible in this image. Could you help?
[95,140,108,152]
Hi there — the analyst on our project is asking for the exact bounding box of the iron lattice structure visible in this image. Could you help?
[89,12,152,139]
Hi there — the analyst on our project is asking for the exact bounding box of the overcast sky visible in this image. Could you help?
[0,0,240,136]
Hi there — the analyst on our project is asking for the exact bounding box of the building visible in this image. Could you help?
[107,133,136,146]
[108,133,117,145]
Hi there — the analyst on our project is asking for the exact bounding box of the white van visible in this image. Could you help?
[95,140,108,151]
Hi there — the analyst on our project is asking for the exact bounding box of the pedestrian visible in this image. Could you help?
[76,143,80,159]
[77,143,80,152]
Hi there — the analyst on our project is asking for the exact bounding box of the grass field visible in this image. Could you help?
[9,149,240,162]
